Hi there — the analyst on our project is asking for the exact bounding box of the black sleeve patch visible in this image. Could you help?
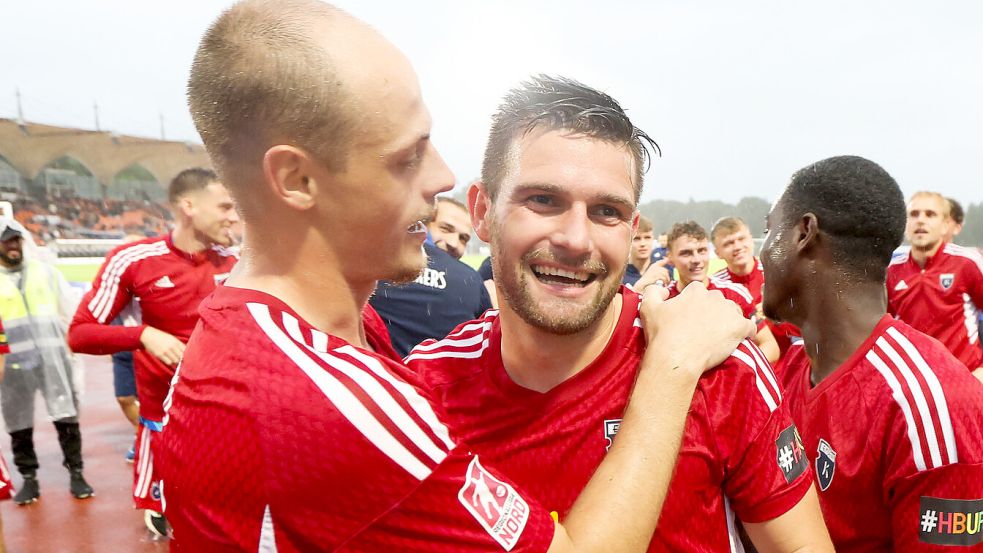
[919,496,983,546]
[775,425,808,484]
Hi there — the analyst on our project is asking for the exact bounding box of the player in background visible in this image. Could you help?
[622,216,670,289]
[406,75,832,552]
[944,197,964,243]
[887,191,983,379]
[159,2,758,551]
[666,220,780,363]
[762,155,983,551]
[712,217,800,359]
[371,197,493,356]
[67,168,239,536]
[427,197,474,260]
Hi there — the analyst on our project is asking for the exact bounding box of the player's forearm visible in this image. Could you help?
[550,349,700,553]
[67,321,145,354]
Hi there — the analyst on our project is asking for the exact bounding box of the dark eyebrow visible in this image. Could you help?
[512,182,635,212]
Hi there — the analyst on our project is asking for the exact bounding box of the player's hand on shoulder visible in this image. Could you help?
[640,281,755,376]
[139,326,186,366]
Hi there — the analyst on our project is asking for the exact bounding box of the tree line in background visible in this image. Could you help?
[639,197,983,248]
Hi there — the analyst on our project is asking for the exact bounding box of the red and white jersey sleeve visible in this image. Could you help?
[780,317,983,551]
[712,258,765,306]
[160,286,554,553]
[667,279,759,324]
[701,340,813,522]
[69,234,238,355]
[887,243,983,370]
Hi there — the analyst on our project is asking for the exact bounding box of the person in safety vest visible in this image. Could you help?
[0,218,93,505]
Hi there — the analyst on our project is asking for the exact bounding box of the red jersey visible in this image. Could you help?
[887,243,983,370]
[779,317,983,551]
[668,278,759,325]
[712,257,764,305]
[159,286,554,552]
[406,287,813,552]
[68,234,237,421]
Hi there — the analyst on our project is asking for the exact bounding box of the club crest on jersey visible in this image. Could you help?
[775,425,808,484]
[918,496,983,546]
[603,419,622,452]
[940,273,955,290]
[815,439,837,491]
[459,456,530,551]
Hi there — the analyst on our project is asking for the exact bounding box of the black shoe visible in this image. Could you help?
[144,510,169,537]
[14,477,40,505]
[69,470,94,499]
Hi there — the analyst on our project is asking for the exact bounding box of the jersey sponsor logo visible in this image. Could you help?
[459,456,530,551]
[919,496,983,546]
[153,275,175,289]
[603,419,621,451]
[940,273,955,290]
[894,280,908,291]
[414,267,447,290]
[775,425,808,484]
[815,439,837,491]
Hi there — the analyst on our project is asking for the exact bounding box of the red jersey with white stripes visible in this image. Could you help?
[712,258,764,305]
[159,286,554,552]
[406,287,813,552]
[887,243,983,370]
[68,234,237,421]
[779,317,983,551]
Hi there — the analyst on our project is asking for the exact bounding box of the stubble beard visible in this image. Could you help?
[491,228,617,336]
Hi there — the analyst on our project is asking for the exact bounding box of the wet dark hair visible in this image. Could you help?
[780,155,905,281]
[481,74,659,202]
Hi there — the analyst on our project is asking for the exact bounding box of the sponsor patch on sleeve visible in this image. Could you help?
[775,425,808,484]
[459,456,530,551]
[919,496,983,546]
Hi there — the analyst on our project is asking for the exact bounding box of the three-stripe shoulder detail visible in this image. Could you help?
[865,326,958,471]
[246,302,455,481]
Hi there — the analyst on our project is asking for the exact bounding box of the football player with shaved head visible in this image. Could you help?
[158,2,760,551]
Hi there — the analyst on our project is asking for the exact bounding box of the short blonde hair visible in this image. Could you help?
[636,215,654,234]
[188,0,354,200]
[909,191,951,218]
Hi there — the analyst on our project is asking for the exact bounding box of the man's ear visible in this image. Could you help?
[795,213,821,256]
[262,145,317,211]
[468,181,493,243]
[177,195,195,219]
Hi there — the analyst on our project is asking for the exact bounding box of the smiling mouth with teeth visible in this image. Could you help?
[531,265,597,287]
[407,221,427,234]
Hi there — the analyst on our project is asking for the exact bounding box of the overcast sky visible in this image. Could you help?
[3,1,982,205]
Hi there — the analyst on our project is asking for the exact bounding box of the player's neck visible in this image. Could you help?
[910,240,944,268]
[170,223,210,255]
[728,257,755,276]
[225,226,374,348]
[798,280,887,384]
[498,295,623,393]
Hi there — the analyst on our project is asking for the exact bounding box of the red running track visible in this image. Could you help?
[2,355,169,553]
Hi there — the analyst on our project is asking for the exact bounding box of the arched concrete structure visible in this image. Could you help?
[0,118,212,192]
